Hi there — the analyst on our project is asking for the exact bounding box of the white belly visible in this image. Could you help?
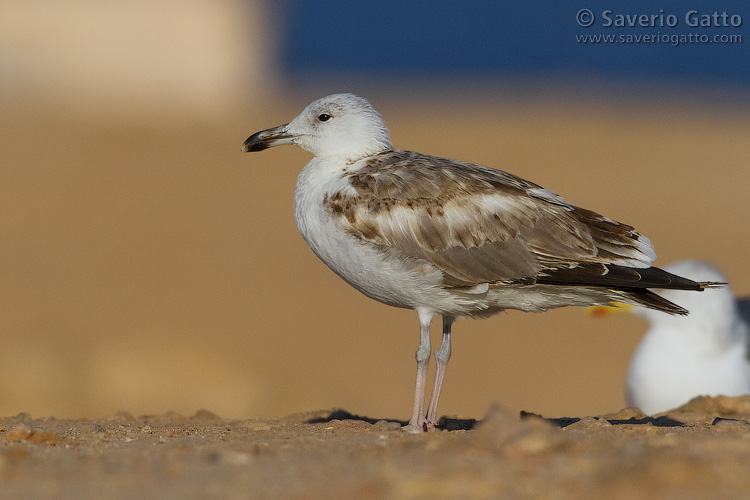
[293,162,448,311]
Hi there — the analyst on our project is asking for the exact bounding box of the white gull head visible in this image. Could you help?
[242,93,393,162]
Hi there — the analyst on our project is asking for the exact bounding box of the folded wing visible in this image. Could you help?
[328,150,663,290]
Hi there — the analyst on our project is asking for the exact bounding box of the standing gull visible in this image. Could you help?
[242,93,718,433]
[626,261,750,414]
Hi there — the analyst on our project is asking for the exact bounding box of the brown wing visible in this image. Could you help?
[325,150,658,288]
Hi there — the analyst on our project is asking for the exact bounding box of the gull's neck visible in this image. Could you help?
[310,146,393,169]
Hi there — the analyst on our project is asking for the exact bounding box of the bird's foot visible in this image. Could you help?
[403,421,425,434]
[403,417,439,434]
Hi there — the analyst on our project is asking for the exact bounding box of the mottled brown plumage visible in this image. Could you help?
[325,151,657,286]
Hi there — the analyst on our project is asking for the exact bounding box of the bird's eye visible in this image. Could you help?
[318,113,331,122]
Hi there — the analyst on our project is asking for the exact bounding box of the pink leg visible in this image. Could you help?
[404,309,434,433]
[426,316,453,429]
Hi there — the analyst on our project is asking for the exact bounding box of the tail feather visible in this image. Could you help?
[613,280,726,316]
[615,289,689,316]
[696,281,727,290]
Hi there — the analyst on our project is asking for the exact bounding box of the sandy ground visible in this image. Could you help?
[2,396,750,499]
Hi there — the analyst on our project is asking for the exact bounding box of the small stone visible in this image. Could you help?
[192,409,221,422]
[566,416,612,430]
[5,424,62,445]
[600,407,648,421]
[328,419,373,430]
[5,424,33,442]
[27,431,63,445]
[712,417,750,430]
[373,420,402,432]
[474,405,566,455]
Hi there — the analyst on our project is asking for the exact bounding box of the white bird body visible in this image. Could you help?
[294,158,446,311]
[243,93,717,432]
[626,261,750,414]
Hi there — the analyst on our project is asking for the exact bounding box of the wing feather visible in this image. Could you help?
[326,150,657,288]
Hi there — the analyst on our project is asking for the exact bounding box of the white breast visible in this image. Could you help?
[293,158,452,312]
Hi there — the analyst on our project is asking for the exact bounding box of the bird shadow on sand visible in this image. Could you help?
[306,409,477,430]
[306,409,686,430]
[519,411,686,428]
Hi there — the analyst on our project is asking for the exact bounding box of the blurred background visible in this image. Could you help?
[1,0,748,420]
